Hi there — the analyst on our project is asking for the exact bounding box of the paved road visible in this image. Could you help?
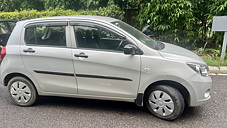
[0,75,226,128]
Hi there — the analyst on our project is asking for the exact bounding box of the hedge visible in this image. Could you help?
[0,8,124,21]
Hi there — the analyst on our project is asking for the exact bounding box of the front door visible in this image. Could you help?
[71,23,141,98]
[21,22,77,94]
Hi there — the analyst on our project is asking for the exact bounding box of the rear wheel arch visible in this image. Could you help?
[4,73,34,87]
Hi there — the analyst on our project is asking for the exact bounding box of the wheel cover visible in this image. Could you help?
[148,90,174,116]
[10,81,32,103]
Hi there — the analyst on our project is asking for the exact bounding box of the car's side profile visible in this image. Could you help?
[0,16,212,120]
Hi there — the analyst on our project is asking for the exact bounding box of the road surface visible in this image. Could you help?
[0,75,226,128]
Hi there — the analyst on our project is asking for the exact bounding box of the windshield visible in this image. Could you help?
[111,21,158,49]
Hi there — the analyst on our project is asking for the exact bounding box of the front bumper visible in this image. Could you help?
[181,74,212,106]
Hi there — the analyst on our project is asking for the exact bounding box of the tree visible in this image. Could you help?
[136,0,195,48]
[209,0,227,48]
[42,0,109,11]
[0,0,21,11]
[0,0,44,11]
[42,0,80,10]
[128,0,227,49]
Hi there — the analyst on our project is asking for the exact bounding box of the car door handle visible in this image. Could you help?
[74,52,88,58]
[23,48,35,53]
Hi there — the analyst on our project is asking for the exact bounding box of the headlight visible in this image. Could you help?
[187,62,209,77]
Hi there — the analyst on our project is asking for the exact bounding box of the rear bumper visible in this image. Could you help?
[181,74,212,106]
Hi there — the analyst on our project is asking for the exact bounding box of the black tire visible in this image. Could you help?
[7,77,37,106]
[144,85,185,121]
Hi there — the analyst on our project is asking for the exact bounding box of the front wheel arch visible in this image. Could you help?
[144,80,190,107]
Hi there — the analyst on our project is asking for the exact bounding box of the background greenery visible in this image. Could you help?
[0,0,227,65]
[0,8,124,21]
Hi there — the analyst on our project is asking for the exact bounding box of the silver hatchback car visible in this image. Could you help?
[0,16,212,120]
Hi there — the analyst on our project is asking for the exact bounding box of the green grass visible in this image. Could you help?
[202,56,227,66]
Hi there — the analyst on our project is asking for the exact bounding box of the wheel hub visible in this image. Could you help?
[17,90,23,96]
[157,100,165,107]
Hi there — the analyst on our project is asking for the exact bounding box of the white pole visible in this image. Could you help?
[220,32,227,60]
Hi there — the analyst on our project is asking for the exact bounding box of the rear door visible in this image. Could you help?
[20,22,77,94]
[70,22,141,98]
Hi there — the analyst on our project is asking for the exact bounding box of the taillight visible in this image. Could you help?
[0,47,6,62]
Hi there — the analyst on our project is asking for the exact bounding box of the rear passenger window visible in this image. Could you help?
[25,25,66,47]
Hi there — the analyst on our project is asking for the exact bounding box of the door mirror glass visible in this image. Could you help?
[123,44,137,55]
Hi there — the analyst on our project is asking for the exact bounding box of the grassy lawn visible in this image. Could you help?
[193,47,227,66]
[202,56,227,66]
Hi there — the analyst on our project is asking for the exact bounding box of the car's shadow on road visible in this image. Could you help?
[36,96,203,121]
[36,96,143,114]
[180,106,202,119]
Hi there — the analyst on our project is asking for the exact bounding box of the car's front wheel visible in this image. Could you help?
[144,85,185,120]
[7,77,37,106]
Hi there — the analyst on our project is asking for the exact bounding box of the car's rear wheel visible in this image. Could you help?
[7,77,37,106]
[144,85,185,120]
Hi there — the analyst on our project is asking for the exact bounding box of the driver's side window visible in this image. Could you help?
[74,25,130,51]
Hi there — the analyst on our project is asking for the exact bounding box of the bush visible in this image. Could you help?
[0,8,124,21]
[202,56,227,66]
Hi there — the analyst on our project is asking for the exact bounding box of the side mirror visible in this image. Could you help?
[123,44,137,55]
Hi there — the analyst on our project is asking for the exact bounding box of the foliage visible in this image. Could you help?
[0,8,124,21]
[205,47,222,58]
[202,56,227,66]
[194,44,226,66]
[41,0,79,10]
[195,42,209,56]
[0,0,44,11]
[79,0,108,10]
[129,0,227,50]
[41,0,102,10]
[195,41,222,58]
[0,0,110,11]
[191,0,212,48]
[208,0,227,47]
[136,0,195,48]
[193,40,227,66]
[209,0,227,16]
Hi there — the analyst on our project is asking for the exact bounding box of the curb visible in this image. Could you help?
[209,73,227,76]
[209,66,227,75]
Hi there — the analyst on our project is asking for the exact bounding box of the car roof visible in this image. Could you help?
[0,19,16,22]
[19,15,119,24]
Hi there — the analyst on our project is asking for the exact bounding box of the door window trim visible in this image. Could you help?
[25,22,68,28]
[70,22,126,40]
